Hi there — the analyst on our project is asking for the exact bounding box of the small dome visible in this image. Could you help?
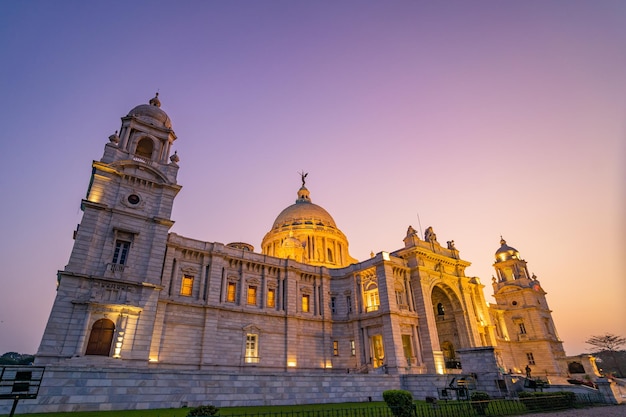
[127,93,172,129]
[226,242,254,252]
[271,186,337,229]
[495,237,520,262]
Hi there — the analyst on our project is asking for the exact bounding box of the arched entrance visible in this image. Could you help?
[85,318,115,356]
[431,285,463,369]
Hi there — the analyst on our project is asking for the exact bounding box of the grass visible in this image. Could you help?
[1,401,388,417]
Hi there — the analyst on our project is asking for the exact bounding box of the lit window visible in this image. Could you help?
[247,286,257,305]
[402,335,413,364]
[364,283,379,312]
[350,340,356,356]
[180,275,194,296]
[112,240,130,265]
[526,352,535,365]
[333,340,339,356]
[519,323,527,335]
[227,282,237,303]
[302,294,310,313]
[267,288,275,308]
[331,297,336,314]
[245,334,259,363]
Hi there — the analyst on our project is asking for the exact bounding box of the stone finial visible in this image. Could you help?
[170,150,179,163]
[108,130,120,144]
[149,92,161,108]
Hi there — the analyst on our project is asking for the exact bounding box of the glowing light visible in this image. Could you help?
[149,357,158,362]
[287,361,297,367]
[325,362,333,368]
[382,252,390,261]
[88,184,104,203]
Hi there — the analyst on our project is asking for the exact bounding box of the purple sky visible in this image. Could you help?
[1,1,624,356]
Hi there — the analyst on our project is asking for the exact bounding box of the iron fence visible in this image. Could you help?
[213,393,608,417]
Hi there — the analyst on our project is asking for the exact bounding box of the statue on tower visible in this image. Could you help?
[424,226,438,243]
[299,170,308,187]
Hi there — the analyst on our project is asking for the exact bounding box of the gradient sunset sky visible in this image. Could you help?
[1,1,624,357]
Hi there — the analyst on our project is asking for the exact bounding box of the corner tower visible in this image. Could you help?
[37,94,182,364]
[261,175,357,268]
[489,238,566,377]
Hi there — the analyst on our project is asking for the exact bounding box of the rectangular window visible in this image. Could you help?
[302,294,310,313]
[402,335,413,364]
[519,323,527,334]
[227,282,237,303]
[346,296,352,313]
[245,334,259,363]
[247,286,257,305]
[180,275,194,296]
[396,290,407,308]
[333,340,339,356]
[526,352,535,365]
[350,340,356,356]
[267,288,276,308]
[331,297,336,314]
[112,240,130,265]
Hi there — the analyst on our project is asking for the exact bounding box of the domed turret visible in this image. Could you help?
[127,93,172,129]
[493,237,529,282]
[495,237,520,262]
[261,175,356,268]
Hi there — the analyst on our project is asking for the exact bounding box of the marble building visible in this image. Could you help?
[27,95,580,411]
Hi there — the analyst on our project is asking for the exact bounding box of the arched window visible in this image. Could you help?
[437,302,445,316]
[85,318,115,356]
[568,361,585,374]
[135,138,154,158]
[364,282,380,312]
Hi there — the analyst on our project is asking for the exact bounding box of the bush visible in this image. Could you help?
[470,391,491,415]
[383,389,414,417]
[518,391,576,411]
[187,404,219,416]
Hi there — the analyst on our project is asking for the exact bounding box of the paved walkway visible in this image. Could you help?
[523,405,625,416]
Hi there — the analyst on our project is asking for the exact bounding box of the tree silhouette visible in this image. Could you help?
[586,333,625,377]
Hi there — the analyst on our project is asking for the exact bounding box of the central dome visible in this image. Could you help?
[262,183,356,268]
[271,186,337,229]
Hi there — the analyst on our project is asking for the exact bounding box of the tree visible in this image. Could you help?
[0,352,35,365]
[586,333,626,377]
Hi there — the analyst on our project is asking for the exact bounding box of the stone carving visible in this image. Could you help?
[424,226,437,243]
[447,240,456,250]
[406,225,417,237]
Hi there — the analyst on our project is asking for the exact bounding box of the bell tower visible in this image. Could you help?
[37,94,182,364]
[490,238,566,377]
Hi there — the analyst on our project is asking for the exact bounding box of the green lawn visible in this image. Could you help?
[1,401,389,417]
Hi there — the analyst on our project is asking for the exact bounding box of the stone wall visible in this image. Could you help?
[3,366,407,414]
